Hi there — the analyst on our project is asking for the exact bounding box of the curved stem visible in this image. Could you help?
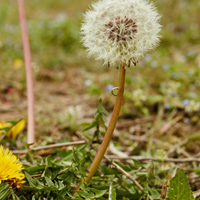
[73,64,126,195]
[85,64,126,183]
[18,0,35,144]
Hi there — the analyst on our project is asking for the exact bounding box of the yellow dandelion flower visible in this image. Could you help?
[0,120,25,139]
[0,146,25,189]
[14,58,23,69]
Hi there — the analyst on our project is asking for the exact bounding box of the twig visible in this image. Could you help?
[159,114,183,135]
[30,141,86,150]
[116,116,155,129]
[105,156,144,190]
[11,140,86,154]
[167,138,197,168]
[18,0,35,144]
[109,142,128,158]
[106,155,200,163]
[146,105,164,155]
[167,139,188,155]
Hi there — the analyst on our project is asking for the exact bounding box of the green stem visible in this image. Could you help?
[85,64,126,183]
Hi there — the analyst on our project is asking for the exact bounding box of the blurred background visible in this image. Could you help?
[0,0,200,156]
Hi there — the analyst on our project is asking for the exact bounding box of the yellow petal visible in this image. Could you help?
[9,120,26,139]
[0,145,25,189]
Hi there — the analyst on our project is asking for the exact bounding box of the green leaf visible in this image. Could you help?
[166,168,194,200]
[109,183,116,200]
[24,165,45,175]
[95,99,109,116]
[25,172,45,190]
[147,187,160,199]
[188,132,200,141]
[83,121,98,131]
[44,177,55,188]
[90,188,107,198]
[0,183,11,200]
[11,189,20,200]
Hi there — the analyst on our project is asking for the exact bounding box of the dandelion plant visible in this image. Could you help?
[76,0,162,188]
[0,146,25,188]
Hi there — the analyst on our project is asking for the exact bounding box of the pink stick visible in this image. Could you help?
[18,0,35,144]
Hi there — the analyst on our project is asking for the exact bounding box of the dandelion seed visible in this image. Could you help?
[171,73,178,79]
[81,0,161,67]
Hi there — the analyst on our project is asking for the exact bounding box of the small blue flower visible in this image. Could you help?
[85,80,91,86]
[106,84,113,92]
[184,118,190,124]
[189,92,196,98]
[162,64,169,71]
[171,92,176,97]
[182,99,189,106]
[171,74,178,79]
[144,54,151,62]
[165,104,171,110]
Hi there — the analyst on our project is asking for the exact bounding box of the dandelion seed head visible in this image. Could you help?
[81,0,161,67]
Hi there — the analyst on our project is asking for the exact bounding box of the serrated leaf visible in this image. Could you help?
[44,176,55,188]
[95,99,109,116]
[90,188,107,198]
[24,165,45,175]
[166,168,194,200]
[25,172,44,190]
[77,190,96,199]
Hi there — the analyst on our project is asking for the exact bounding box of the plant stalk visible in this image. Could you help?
[73,64,126,195]
[85,64,126,184]
[18,0,35,144]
